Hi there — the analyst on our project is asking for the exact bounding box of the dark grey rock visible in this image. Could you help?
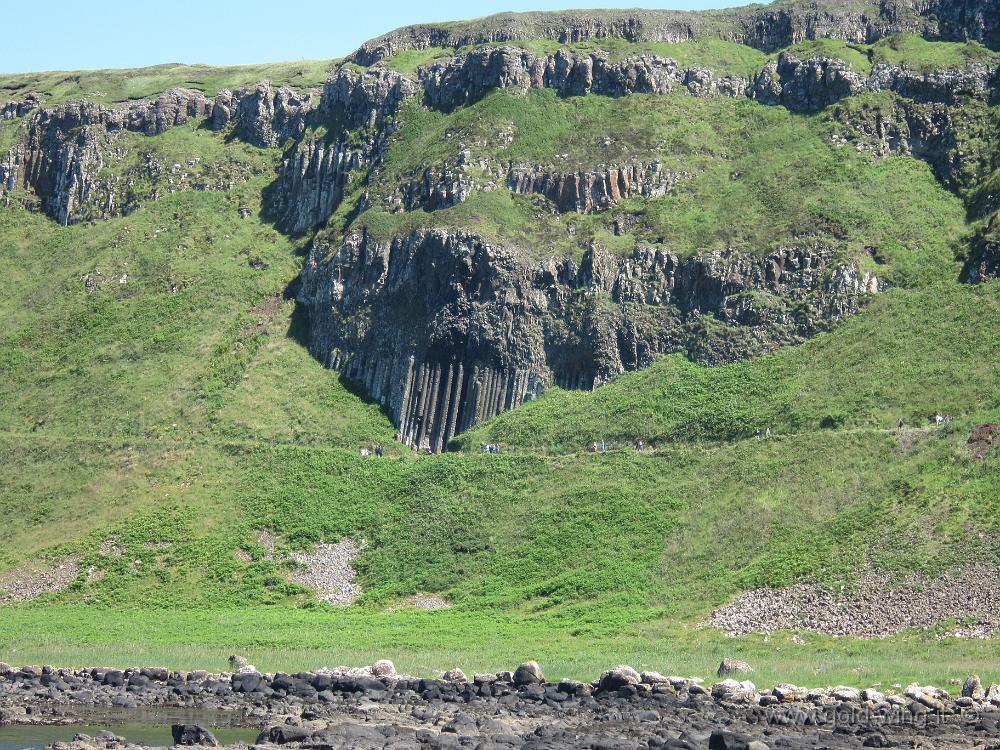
[171,724,219,746]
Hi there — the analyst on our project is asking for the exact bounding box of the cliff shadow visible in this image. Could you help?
[281,276,397,424]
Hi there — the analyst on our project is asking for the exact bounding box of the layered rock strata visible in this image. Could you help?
[5,47,994,226]
[350,4,927,65]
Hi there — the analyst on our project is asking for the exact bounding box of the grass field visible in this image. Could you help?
[1,35,999,687]
[4,607,1000,688]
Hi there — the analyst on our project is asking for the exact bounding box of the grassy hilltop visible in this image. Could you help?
[1,18,1000,687]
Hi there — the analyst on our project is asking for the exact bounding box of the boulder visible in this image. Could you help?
[987,683,1000,704]
[640,670,670,685]
[862,687,887,704]
[441,667,468,682]
[371,659,395,676]
[772,683,805,702]
[963,674,985,699]
[717,658,753,676]
[711,679,758,703]
[171,724,219,746]
[102,670,124,687]
[140,666,169,681]
[230,671,264,693]
[598,665,641,691]
[256,725,311,744]
[831,686,862,702]
[228,654,249,670]
[709,729,753,749]
[557,678,584,694]
[513,661,544,686]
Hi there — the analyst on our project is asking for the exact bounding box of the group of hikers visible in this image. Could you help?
[895,413,954,431]
[589,439,651,452]
[367,411,958,459]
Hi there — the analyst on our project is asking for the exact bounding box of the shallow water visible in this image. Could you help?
[0,707,260,749]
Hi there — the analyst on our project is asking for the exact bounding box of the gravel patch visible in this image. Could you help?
[0,556,82,603]
[287,539,362,605]
[256,530,278,554]
[709,564,1000,638]
[386,593,451,612]
[99,539,125,557]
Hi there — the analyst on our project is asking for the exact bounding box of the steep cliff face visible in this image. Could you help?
[270,70,419,233]
[418,46,995,114]
[350,3,926,66]
[420,48,749,110]
[270,43,996,226]
[350,0,1000,66]
[5,0,999,450]
[299,228,880,450]
[0,83,316,224]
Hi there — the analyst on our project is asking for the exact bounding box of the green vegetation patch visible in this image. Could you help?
[349,89,967,269]
[0,59,341,106]
[777,38,873,73]
[871,34,1000,72]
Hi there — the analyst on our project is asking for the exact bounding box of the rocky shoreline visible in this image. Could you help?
[3,661,1000,749]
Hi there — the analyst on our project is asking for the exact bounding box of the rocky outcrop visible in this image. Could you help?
[963,233,1000,282]
[299,228,880,450]
[419,47,995,115]
[827,91,995,199]
[1,83,317,224]
[387,158,683,214]
[271,69,419,232]
[273,139,369,232]
[0,92,43,120]
[751,55,866,111]
[211,82,316,147]
[353,0,1000,66]
[421,48,749,111]
[393,163,480,212]
[869,60,998,104]
[506,161,683,212]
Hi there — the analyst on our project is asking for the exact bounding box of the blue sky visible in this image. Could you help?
[2,0,737,74]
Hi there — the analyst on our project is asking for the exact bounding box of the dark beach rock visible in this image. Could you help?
[171,724,219,746]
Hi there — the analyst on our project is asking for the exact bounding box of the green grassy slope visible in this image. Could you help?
[1,37,999,685]
[0,60,339,105]
[457,281,1000,451]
